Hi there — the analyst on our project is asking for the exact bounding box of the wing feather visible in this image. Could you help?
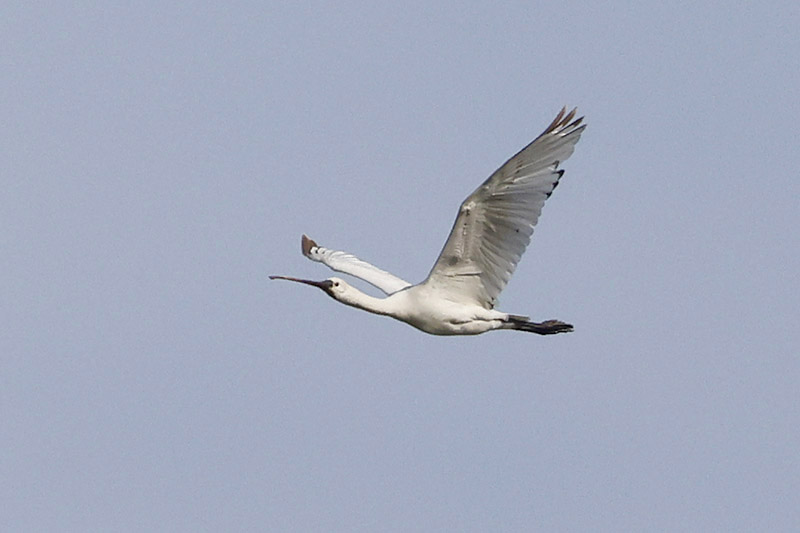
[423,107,585,308]
[301,235,412,295]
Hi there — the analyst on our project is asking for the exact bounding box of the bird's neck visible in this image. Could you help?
[338,287,399,317]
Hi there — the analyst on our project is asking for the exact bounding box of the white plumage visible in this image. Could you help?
[272,107,585,335]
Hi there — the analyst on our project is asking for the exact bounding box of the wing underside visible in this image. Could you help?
[424,107,585,308]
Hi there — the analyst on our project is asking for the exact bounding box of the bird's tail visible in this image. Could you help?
[506,315,574,335]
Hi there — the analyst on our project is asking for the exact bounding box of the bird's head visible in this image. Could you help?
[269,275,350,300]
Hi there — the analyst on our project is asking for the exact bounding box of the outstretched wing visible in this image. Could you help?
[301,235,412,295]
[423,107,585,308]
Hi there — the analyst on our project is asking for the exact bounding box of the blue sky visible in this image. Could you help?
[4,2,799,530]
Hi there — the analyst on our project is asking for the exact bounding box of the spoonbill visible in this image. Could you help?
[271,107,585,335]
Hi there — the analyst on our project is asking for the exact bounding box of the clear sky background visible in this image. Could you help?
[4,2,799,531]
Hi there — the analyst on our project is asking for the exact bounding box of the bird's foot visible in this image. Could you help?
[533,319,574,335]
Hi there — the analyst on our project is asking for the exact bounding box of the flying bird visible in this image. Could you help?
[271,107,585,335]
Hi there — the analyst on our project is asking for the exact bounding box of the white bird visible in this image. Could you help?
[271,107,585,335]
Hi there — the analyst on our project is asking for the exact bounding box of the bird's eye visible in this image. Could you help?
[333,281,339,287]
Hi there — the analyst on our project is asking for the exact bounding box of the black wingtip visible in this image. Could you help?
[301,234,317,257]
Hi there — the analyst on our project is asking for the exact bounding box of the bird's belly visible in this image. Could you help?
[400,302,499,336]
